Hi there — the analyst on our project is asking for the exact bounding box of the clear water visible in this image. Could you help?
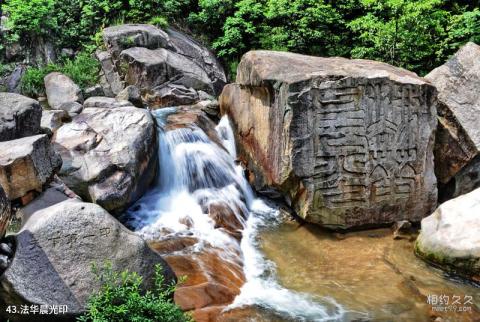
[125,109,479,321]
[124,110,342,320]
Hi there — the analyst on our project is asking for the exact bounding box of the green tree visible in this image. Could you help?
[3,0,57,44]
[261,0,348,57]
[441,8,480,57]
[348,0,451,75]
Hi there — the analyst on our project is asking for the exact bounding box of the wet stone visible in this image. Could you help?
[0,254,8,270]
[0,242,12,256]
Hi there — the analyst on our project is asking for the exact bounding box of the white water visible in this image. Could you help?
[125,108,346,321]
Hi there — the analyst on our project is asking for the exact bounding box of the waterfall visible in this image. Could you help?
[124,108,346,321]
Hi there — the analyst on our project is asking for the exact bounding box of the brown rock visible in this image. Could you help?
[426,42,480,199]
[163,105,225,149]
[0,135,62,200]
[220,50,438,229]
[0,186,11,238]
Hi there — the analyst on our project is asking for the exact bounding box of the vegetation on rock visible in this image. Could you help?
[78,263,192,322]
[20,52,99,97]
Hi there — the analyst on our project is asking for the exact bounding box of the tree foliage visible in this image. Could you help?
[1,0,479,76]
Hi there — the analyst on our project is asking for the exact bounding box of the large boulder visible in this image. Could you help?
[425,42,480,200]
[103,24,172,60]
[53,106,157,214]
[0,199,175,320]
[100,24,226,106]
[164,28,227,95]
[0,93,41,142]
[415,188,480,281]
[120,47,214,94]
[0,135,62,200]
[44,72,84,114]
[220,51,438,229]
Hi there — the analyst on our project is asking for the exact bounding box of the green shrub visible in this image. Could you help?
[77,263,192,322]
[20,63,59,97]
[20,52,99,97]
[149,16,169,29]
[61,52,100,89]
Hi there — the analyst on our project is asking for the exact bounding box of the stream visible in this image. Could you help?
[123,109,479,321]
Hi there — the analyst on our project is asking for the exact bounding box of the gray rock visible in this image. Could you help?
[5,65,25,93]
[415,188,480,281]
[195,99,220,118]
[121,47,214,95]
[58,101,83,117]
[221,50,438,229]
[96,50,125,96]
[60,48,75,58]
[0,186,11,238]
[83,96,132,109]
[116,85,143,108]
[103,24,172,60]
[145,84,199,108]
[5,42,23,61]
[53,107,157,214]
[18,176,81,225]
[0,93,42,142]
[83,84,105,99]
[0,199,176,319]
[165,28,226,95]
[0,243,13,256]
[44,72,84,111]
[0,135,62,200]
[0,254,8,270]
[41,109,70,132]
[32,37,57,65]
[426,42,480,198]
[101,24,226,97]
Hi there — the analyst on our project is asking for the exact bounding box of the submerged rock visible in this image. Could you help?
[0,135,62,200]
[426,42,480,200]
[415,188,480,281]
[221,50,438,229]
[0,93,42,142]
[53,106,157,214]
[0,199,175,320]
[44,72,84,114]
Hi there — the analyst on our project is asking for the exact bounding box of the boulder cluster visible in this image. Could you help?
[0,24,228,322]
[0,21,479,321]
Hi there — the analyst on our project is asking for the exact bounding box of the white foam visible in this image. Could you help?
[126,112,345,321]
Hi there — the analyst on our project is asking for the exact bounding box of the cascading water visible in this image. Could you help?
[124,108,347,321]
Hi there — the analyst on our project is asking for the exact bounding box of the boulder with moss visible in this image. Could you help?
[415,188,480,281]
